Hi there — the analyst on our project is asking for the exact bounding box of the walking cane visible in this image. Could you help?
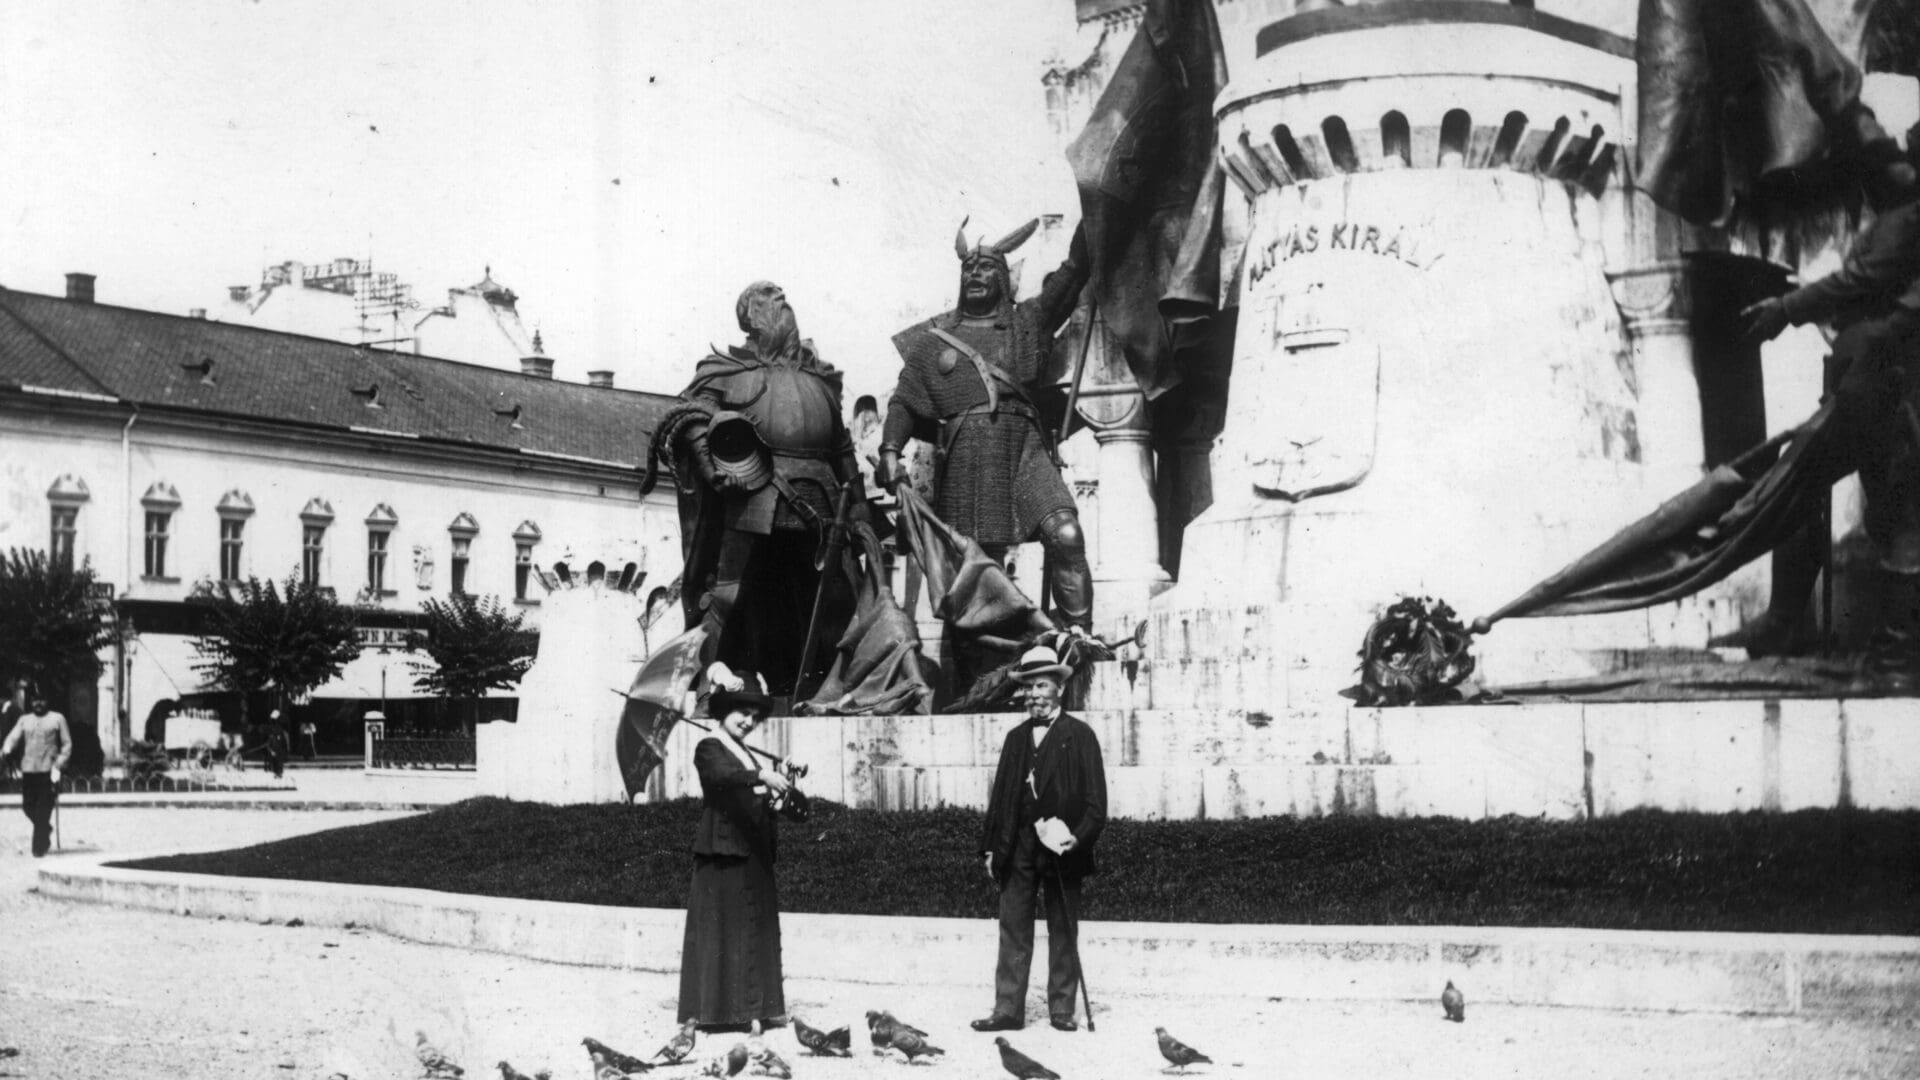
[1052,861,1095,1032]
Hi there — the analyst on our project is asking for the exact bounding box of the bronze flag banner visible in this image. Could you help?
[1066,0,1230,399]
[614,624,708,798]
[796,524,939,717]
[1480,408,1837,623]
[892,487,1054,648]
[1636,0,1864,225]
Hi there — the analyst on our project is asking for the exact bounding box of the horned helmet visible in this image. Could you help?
[954,216,1039,313]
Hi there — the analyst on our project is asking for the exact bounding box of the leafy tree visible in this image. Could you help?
[191,576,361,717]
[407,593,537,706]
[0,547,111,693]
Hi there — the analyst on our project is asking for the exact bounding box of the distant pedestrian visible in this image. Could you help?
[299,719,318,760]
[0,693,73,857]
[262,710,290,778]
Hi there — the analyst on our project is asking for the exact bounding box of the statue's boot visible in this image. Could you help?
[1707,608,1816,657]
[1864,570,1920,694]
[1708,517,1824,656]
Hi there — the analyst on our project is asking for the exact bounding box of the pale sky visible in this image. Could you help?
[0,0,1082,398]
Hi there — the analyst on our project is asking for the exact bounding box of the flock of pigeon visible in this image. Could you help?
[397,985,1465,1080]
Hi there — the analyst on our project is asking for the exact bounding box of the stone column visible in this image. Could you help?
[1076,382,1173,635]
[1607,261,1704,490]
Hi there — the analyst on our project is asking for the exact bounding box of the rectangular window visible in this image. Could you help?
[50,506,78,569]
[218,517,245,581]
[144,511,170,577]
[302,524,326,588]
[450,536,471,595]
[515,542,533,600]
[367,530,389,594]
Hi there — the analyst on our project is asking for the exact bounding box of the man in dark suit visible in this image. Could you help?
[972,645,1108,1033]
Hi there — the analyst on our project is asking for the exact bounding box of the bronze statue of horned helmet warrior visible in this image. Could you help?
[954,216,1039,318]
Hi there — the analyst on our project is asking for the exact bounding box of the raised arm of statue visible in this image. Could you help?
[1036,222,1092,338]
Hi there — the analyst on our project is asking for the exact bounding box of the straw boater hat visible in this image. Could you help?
[1008,644,1073,683]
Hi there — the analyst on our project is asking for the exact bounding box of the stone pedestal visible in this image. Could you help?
[477,573,647,804]
[1117,6,1739,714]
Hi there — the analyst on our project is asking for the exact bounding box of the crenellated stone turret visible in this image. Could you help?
[1100,2,1760,717]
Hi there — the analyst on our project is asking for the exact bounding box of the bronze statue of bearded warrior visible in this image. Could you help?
[879,219,1095,630]
[652,281,865,696]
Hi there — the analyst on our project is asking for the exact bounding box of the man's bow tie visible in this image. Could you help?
[1031,713,1056,728]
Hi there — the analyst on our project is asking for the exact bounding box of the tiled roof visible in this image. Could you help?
[0,288,668,468]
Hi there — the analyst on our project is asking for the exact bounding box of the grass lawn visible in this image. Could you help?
[115,798,1920,933]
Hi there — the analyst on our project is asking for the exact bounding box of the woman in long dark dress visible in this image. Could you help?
[677,674,804,1029]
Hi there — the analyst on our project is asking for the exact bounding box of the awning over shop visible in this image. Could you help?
[310,646,437,700]
[128,632,220,699]
[126,631,440,702]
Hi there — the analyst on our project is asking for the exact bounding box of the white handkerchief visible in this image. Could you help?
[1035,816,1073,855]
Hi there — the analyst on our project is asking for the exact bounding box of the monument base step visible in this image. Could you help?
[629,696,1920,821]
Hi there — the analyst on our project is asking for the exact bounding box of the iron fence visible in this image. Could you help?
[365,722,476,770]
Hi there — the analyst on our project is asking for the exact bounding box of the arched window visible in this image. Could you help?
[1322,116,1359,173]
[366,503,398,597]
[1380,111,1411,168]
[1439,109,1471,167]
[301,498,334,589]
[46,474,89,570]
[1490,111,1528,167]
[1272,125,1309,178]
[1535,116,1571,172]
[216,490,254,583]
[448,513,479,596]
[513,520,542,602]
[141,482,181,580]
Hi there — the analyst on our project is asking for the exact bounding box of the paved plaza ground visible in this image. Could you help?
[0,804,1915,1080]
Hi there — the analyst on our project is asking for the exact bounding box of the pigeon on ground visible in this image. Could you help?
[726,1041,751,1077]
[793,1016,852,1057]
[888,1029,945,1064]
[866,1011,929,1050]
[416,1031,465,1078]
[495,1061,541,1080]
[994,1037,1060,1080]
[584,1037,655,1074]
[1442,980,1465,1023]
[748,1045,793,1078]
[656,1020,699,1063]
[1154,1027,1212,1072]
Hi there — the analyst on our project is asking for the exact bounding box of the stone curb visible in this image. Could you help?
[0,797,447,811]
[37,857,1919,1018]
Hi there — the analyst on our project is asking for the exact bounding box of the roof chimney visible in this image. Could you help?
[587,370,614,388]
[520,329,554,379]
[188,308,207,319]
[65,273,96,303]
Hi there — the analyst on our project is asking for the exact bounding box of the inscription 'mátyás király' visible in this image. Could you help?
[1248,220,1445,284]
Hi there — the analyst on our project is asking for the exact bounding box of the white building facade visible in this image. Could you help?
[0,276,680,764]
